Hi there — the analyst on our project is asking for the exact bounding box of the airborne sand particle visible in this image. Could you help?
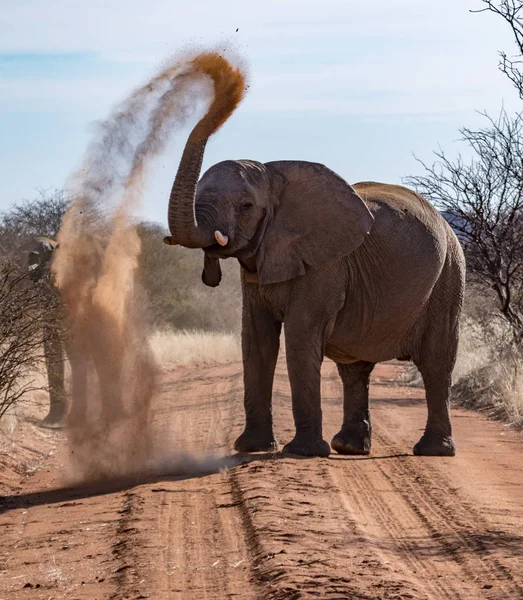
[52,50,247,484]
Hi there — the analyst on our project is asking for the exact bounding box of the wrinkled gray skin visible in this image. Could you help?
[166,137,465,457]
[18,237,67,427]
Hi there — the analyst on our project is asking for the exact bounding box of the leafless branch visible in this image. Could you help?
[0,189,69,259]
[405,109,523,341]
[474,0,523,98]
[0,260,64,419]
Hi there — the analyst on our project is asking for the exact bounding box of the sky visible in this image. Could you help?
[1,0,521,225]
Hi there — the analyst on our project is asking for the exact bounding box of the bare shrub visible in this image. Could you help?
[400,315,523,430]
[402,1,523,428]
[0,189,68,258]
[402,287,523,429]
[405,109,523,341]
[0,261,62,420]
[475,1,523,100]
[137,222,242,333]
[452,321,523,429]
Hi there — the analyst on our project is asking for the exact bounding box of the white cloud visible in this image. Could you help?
[2,0,522,212]
[0,0,511,55]
[1,0,520,118]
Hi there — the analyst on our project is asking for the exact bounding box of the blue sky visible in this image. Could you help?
[1,0,521,225]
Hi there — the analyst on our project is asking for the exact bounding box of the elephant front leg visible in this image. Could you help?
[331,361,375,455]
[67,355,89,426]
[283,328,330,458]
[234,308,281,453]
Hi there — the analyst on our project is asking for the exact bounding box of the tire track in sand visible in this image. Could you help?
[128,364,260,599]
[321,362,523,600]
[223,359,523,599]
[2,359,522,600]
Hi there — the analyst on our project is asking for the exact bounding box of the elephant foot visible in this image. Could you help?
[41,408,67,429]
[40,415,66,429]
[234,429,278,453]
[413,432,456,457]
[331,422,371,455]
[283,435,330,458]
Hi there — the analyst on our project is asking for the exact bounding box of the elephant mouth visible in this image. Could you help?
[203,242,232,258]
[204,242,221,252]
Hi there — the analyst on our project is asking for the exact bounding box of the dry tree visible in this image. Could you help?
[0,190,69,419]
[0,189,68,258]
[475,0,523,99]
[0,260,63,419]
[405,110,523,341]
[406,1,523,343]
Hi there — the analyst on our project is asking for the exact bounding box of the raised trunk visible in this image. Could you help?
[165,52,246,249]
[166,137,213,248]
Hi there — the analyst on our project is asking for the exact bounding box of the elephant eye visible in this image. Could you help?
[240,201,254,212]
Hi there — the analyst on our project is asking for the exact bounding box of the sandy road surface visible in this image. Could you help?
[1,359,522,600]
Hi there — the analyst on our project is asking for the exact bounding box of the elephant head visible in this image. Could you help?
[165,56,374,285]
[18,237,58,282]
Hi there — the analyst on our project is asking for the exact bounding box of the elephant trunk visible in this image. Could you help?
[165,53,246,249]
[166,137,212,248]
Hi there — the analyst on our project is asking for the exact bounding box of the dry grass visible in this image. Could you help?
[452,319,523,429]
[452,318,502,382]
[1,330,240,431]
[150,329,241,369]
[402,317,523,430]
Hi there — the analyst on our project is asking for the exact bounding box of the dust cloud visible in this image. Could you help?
[52,50,247,484]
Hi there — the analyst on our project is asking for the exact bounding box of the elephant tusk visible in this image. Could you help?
[215,230,229,246]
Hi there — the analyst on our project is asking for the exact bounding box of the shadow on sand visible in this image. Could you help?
[0,450,415,514]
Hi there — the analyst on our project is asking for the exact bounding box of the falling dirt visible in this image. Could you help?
[51,50,247,483]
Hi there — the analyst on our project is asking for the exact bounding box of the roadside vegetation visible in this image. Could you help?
[0,190,67,422]
[0,261,61,421]
[405,0,523,430]
[136,221,241,333]
[150,329,241,368]
[0,193,242,422]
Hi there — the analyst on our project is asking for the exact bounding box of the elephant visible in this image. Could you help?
[163,83,465,459]
[18,237,68,427]
[18,236,126,428]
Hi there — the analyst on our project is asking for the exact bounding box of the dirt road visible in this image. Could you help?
[1,360,522,600]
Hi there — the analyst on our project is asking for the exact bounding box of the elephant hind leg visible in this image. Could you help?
[412,354,456,457]
[412,260,463,457]
[331,361,375,455]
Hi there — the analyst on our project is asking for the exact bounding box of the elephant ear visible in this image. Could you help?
[201,253,222,287]
[23,238,55,268]
[257,161,374,285]
[24,238,56,282]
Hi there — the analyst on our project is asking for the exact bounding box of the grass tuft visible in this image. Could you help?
[149,329,241,369]
[402,317,523,431]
